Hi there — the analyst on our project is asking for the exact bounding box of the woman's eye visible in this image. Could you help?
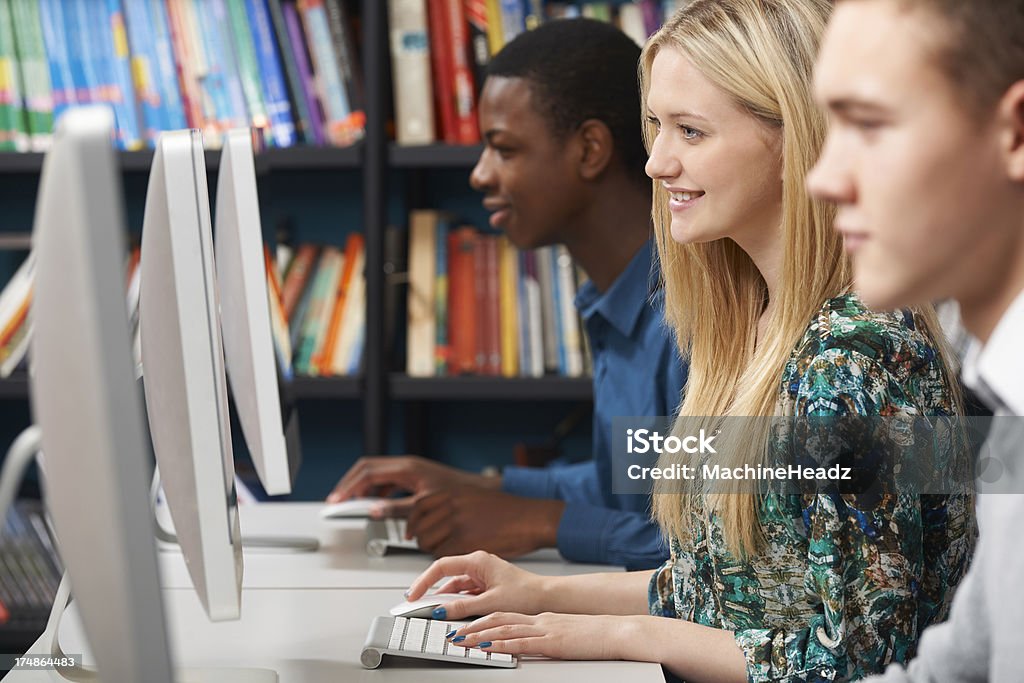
[680,126,702,140]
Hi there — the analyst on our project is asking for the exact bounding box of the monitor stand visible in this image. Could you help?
[149,469,319,553]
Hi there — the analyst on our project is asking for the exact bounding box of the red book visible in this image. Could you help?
[443,0,480,143]
[281,244,320,322]
[473,237,488,373]
[447,227,478,374]
[427,0,457,143]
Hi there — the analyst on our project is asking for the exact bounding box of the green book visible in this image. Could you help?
[10,0,54,150]
[225,0,270,139]
[0,0,28,151]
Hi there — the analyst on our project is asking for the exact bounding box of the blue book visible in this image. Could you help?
[103,0,143,149]
[200,0,249,134]
[246,0,297,147]
[499,0,525,43]
[63,0,99,109]
[122,0,167,143]
[37,0,75,123]
[147,0,186,130]
[548,246,567,376]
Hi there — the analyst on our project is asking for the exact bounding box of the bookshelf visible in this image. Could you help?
[0,1,596,488]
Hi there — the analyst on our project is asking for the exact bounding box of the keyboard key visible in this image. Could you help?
[425,622,447,654]
[402,618,428,652]
[468,648,489,660]
[388,617,406,650]
[491,653,513,663]
[447,645,467,658]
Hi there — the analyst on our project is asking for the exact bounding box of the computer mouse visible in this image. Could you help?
[389,593,463,619]
[319,497,387,519]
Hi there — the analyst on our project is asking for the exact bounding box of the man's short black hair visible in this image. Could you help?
[487,19,647,184]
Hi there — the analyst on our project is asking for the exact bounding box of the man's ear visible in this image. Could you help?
[999,80,1024,182]
[576,119,615,181]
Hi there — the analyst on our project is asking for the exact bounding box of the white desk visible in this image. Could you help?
[4,588,665,682]
[158,503,621,589]
[2,503,665,683]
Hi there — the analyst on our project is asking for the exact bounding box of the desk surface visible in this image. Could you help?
[158,503,621,590]
[4,588,665,682]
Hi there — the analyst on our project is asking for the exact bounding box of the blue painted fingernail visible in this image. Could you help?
[432,607,447,620]
[445,629,457,639]
[478,642,492,649]
[452,636,466,643]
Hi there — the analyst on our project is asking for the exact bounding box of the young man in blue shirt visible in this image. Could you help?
[327,19,686,570]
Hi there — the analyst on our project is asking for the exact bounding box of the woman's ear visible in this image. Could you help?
[999,80,1024,182]
[576,119,615,181]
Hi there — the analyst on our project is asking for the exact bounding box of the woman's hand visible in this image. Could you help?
[448,612,636,660]
[405,550,548,619]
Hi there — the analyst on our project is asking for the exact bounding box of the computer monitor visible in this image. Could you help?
[139,129,242,622]
[215,129,298,497]
[29,106,175,683]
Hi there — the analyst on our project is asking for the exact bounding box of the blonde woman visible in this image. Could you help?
[404,1,974,680]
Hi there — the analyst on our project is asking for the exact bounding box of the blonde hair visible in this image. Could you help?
[642,0,958,556]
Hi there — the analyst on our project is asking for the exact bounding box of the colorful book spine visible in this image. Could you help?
[516,250,531,376]
[298,0,355,146]
[536,245,559,373]
[472,234,487,372]
[37,0,74,126]
[434,214,450,374]
[10,0,53,150]
[483,235,501,376]
[123,0,166,144]
[266,0,314,144]
[498,0,524,44]
[387,0,435,145]
[200,0,249,137]
[521,250,543,377]
[484,0,503,55]
[426,0,455,144]
[318,233,358,374]
[555,245,584,376]
[442,0,479,144]
[246,0,297,147]
[281,243,320,321]
[498,236,519,377]
[0,0,27,151]
[447,226,477,374]
[282,0,325,145]
[463,0,489,96]
[147,0,187,130]
[324,0,364,136]
[104,0,143,149]
[63,0,98,112]
[329,233,365,375]
[226,0,271,136]
[264,245,294,380]
[165,0,207,133]
[295,246,343,375]
[406,209,438,377]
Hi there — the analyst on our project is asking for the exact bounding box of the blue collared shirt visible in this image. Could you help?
[501,240,687,569]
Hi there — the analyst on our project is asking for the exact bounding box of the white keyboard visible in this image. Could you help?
[361,616,517,669]
[366,518,420,556]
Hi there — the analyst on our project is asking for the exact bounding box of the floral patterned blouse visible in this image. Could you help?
[648,294,976,682]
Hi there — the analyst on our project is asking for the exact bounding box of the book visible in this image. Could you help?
[425,0,455,144]
[447,226,477,374]
[294,246,343,375]
[37,0,75,127]
[282,0,326,145]
[555,245,583,376]
[10,0,53,150]
[521,250,543,377]
[281,243,320,321]
[147,0,188,130]
[388,0,435,145]
[266,0,315,144]
[105,0,144,150]
[497,236,518,377]
[226,0,271,137]
[198,0,249,138]
[0,0,28,151]
[482,235,501,375]
[440,0,478,144]
[298,0,359,146]
[264,245,294,380]
[246,0,298,147]
[323,0,364,138]
[123,0,168,144]
[498,0,524,45]
[535,245,558,373]
[328,232,365,375]
[484,0,503,55]
[434,213,450,374]
[165,0,208,133]
[406,209,438,377]
[319,232,361,374]
[463,0,489,96]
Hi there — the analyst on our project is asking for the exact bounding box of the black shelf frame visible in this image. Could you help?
[0,0,594,454]
[391,375,593,401]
